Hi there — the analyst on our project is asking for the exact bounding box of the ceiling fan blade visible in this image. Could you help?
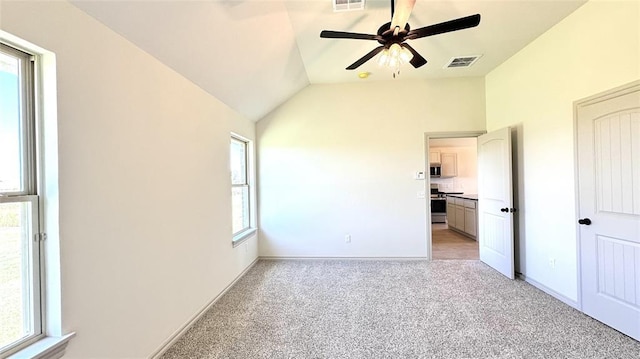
[401,43,427,68]
[406,14,481,40]
[390,0,416,31]
[346,46,385,70]
[320,30,380,41]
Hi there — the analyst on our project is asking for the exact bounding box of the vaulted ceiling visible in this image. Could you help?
[71,0,586,122]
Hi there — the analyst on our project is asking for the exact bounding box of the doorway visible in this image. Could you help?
[425,132,483,260]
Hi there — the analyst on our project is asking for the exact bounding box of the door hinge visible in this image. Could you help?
[34,233,47,242]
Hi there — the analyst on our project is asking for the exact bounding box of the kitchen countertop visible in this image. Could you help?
[438,191,463,195]
[446,193,478,200]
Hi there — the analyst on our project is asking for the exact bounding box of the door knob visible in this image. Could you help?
[500,208,509,212]
[578,218,592,225]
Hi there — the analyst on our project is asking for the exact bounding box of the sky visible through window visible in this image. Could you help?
[0,52,20,193]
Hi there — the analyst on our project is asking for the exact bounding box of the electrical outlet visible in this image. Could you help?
[417,191,425,199]
[345,234,351,243]
[549,258,556,269]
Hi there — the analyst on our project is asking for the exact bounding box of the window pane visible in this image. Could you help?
[230,139,246,185]
[0,201,34,349]
[0,51,24,193]
[231,186,249,234]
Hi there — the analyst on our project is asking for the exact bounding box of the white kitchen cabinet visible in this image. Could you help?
[464,207,477,237]
[446,200,457,228]
[454,206,465,230]
[462,200,478,239]
[446,196,478,239]
[440,153,457,177]
[446,197,457,228]
[429,151,440,163]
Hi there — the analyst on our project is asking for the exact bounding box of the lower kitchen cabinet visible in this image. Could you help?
[446,197,458,229]
[446,196,477,239]
[447,202,457,229]
[464,207,477,237]
[454,206,465,231]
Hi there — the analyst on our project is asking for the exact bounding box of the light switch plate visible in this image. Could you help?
[415,171,425,180]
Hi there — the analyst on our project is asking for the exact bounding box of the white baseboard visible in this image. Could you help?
[517,273,579,310]
[259,256,428,261]
[149,258,259,359]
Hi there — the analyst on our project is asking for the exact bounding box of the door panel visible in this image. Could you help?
[577,82,640,340]
[478,127,514,279]
[596,235,640,306]
[594,112,640,215]
[482,213,506,255]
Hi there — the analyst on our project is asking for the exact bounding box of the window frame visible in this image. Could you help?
[0,31,75,359]
[230,134,256,245]
[0,42,36,196]
[0,42,44,357]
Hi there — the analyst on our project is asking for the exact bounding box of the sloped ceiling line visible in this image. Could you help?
[71,0,586,122]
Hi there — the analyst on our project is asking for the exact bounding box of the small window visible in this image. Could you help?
[230,136,253,241]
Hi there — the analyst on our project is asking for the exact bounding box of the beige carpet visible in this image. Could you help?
[161,260,640,358]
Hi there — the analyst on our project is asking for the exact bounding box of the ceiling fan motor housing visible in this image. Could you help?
[377,22,411,48]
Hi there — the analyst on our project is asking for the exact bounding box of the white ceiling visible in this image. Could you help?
[71,0,586,122]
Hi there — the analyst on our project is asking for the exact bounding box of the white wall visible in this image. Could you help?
[485,0,639,302]
[257,78,485,258]
[0,1,258,357]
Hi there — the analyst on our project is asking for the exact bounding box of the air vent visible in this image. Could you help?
[333,0,365,12]
[444,55,482,68]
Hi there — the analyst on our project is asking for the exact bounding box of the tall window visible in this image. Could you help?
[0,43,42,355]
[230,136,251,240]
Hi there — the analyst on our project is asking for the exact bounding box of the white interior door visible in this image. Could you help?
[478,127,515,279]
[577,82,640,341]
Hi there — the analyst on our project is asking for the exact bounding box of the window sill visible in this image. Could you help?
[8,333,75,359]
[232,228,257,247]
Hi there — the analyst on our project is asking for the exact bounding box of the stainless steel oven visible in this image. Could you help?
[431,198,447,223]
[430,184,447,223]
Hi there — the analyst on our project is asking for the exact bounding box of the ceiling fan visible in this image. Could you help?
[320,0,481,71]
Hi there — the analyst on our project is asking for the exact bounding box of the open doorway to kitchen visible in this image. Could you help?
[425,132,484,260]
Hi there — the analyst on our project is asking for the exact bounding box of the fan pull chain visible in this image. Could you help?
[393,67,400,78]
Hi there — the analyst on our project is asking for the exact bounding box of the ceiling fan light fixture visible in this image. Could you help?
[377,48,390,66]
[377,43,413,71]
[398,45,413,64]
[388,55,399,68]
[389,43,401,59]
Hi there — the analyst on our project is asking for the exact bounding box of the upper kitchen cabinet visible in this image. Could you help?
[429,151,440,163]
[440,153,457,177]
